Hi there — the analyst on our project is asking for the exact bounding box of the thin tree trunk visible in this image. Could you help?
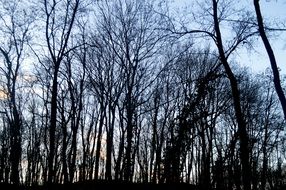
[115,111,125,181]
[61,118,68,183]
[94,109,105,180]
[124,97,134,182]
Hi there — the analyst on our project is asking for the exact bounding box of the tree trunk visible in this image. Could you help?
[9,72,22,185]
[61,120,68,183]
[94,109,105,180]
[10,120,21,185]
[105,107,115,181]
[115,111,125,181]
[48,65,59,184]
[212,1,251,190]
[254,0,286,121]
[124,91,135,182]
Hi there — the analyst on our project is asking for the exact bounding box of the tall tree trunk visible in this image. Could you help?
[69,127,78,182]
[124,92,134,182]
[9,64,22,185]
[254,0,286,120]
[59,93,68,183]
[48,66,59,184]
[68,84,82,182]
[45,0,79,183]
[150,97,159,183]
[60,117,68,184]
[212,1,251,190]
[94,109,105,180]
[115,112,125,181]
[261,122,269,190]
[105,107,115,181]
[10,111,21,185]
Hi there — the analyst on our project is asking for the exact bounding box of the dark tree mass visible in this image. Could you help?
[0,0,285,190]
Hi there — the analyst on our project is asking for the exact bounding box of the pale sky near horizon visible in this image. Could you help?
[172,0,286,74]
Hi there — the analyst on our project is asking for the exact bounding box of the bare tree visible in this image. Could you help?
[253,0,286,121]
[211,1,251,189]
[89,0,168,182]
[42,0,80,184]
[166,0,258,188]
[0,0,285,187]
[0,0,35,184]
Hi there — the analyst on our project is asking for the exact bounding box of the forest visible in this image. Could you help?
[0,0,285,189]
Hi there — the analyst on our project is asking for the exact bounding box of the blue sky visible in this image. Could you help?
[247,0,286,74]
[171,0,286,74]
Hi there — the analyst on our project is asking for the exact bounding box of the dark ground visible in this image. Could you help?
[0,181,198,190]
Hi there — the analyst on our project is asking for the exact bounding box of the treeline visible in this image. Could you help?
[0,0,285,190]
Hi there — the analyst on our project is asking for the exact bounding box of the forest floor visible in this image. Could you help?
[0,181,198,190]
